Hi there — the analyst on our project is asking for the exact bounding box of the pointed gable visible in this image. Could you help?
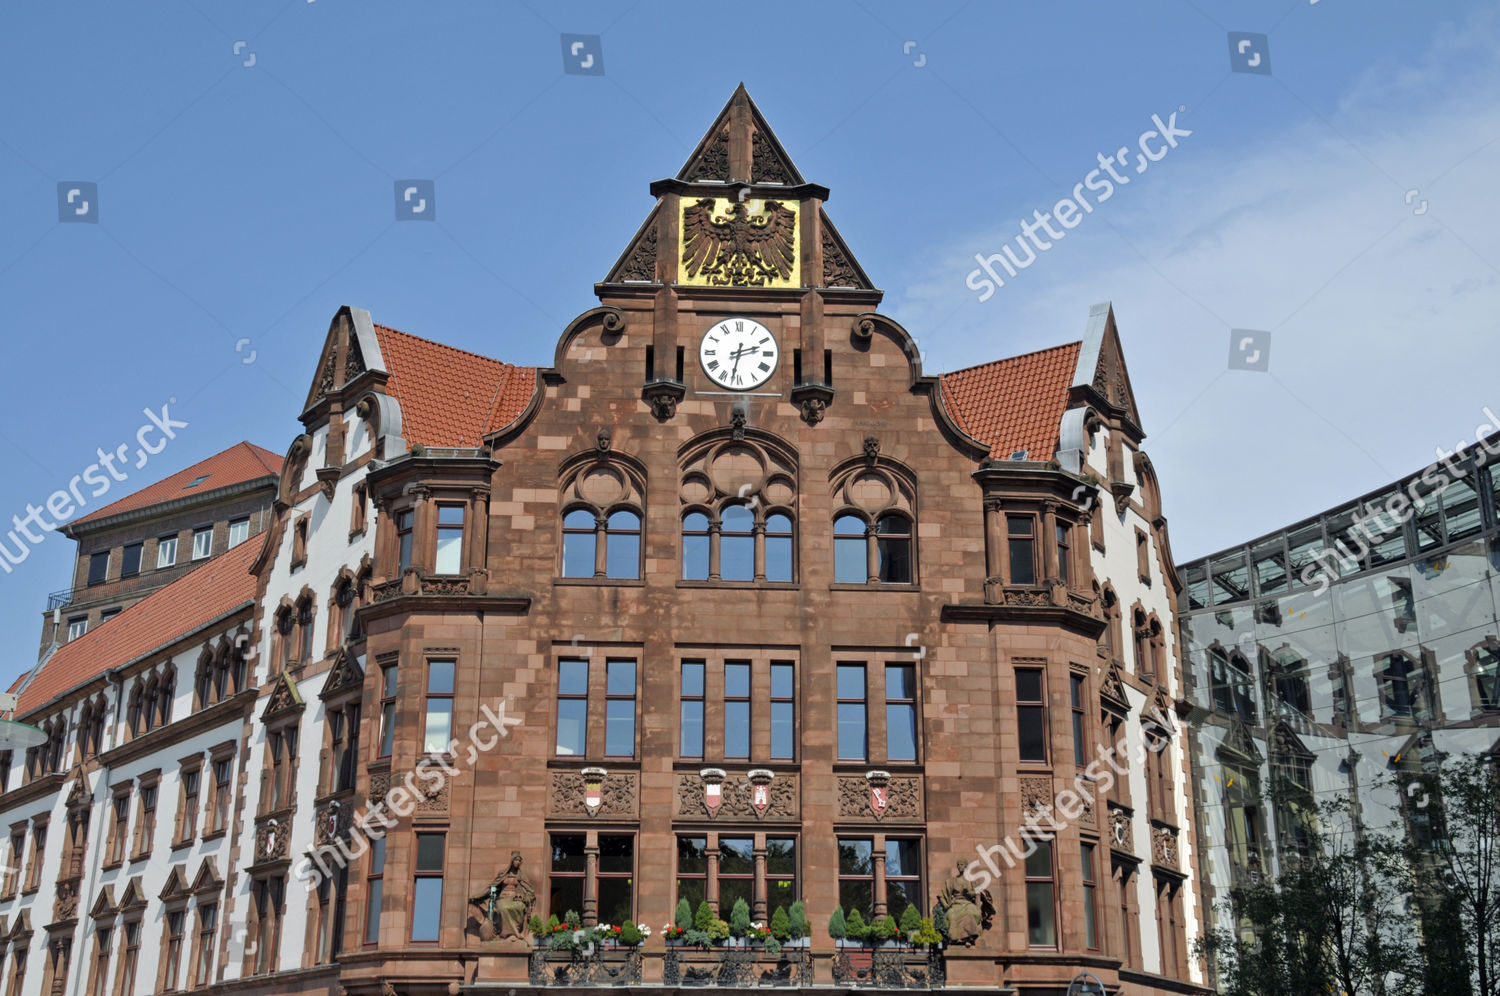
[117,878,147,912]
[190,857,224,897]
[1071,302,1143,432]
[88,887,116,920]
[319,649,365,701]
[1269,721,1315,761]
[1099,662,1130,713]
[261,673,304,722]
[158,866,189,902]
[1218,721,1263,764]
[676,84,805,185]
[302,306,390,416]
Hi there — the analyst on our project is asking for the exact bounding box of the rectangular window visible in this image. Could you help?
[332,703,360,793]
[718,836,753,916]
[108,792,130,865]
[88,550,109,586]
[119,922,139,994]
[1081,841,1099,950]
[1025,838,1056,947]
[1056,523,1070,585]
[549,833,586,919]
[378,663,398,758]
[253,877,283,974]
[597,835,635,925]
[435,505,465,573]
[1,831,20,899]
[556,659,588,756]
[1136,529,1151,583]
[267,728,298,810]
[424,659,455,754]
[192,527,212,561]
[350,483,368,536]
[210,757,232,833]
[25,821,45,892]
[163,909,185,990]
[228,517,249,548]
[7,948,23,996]
[412,832,446,942]
[837,837,874,920]
[885,663,917,762]
[767,836,798,910]
[676,835,707,910]
[89,926,111,996]
[1008,515,1036,585]
[136,782,158,856]
[680,662,705,757]
[605,659,637,757]
[192,902,218,987]
[770,663,795,760]
[157,535,178,568]
[1017,669,1048,763]
[67,617,87,641]
[365,838,386,946]
[1071,674,1087,766]
[177,766,200,846]
[885,838,923,919]
[396,509,414,573]
[121,542,142,577]
[724,662,750,759]
[837,664,867,761]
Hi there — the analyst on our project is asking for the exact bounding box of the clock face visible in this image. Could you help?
[699,317,778,391]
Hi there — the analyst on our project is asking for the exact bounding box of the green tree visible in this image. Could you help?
[827,906,847,940]
[676,897,694,931]
[694,900,717,933]
[729,898,752,938]
[899,905,922,939]
[769,906,792,941]
[845,908,869,942]
[789,901,807,939]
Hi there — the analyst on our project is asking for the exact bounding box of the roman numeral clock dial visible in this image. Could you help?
[699,318,778,391]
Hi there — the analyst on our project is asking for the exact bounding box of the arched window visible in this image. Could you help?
[297,597,315,664]
[604,510,641,580]
[719,505,755,581]
[765,514,794,582]
[834,515,868,584]
[875,514,912,584]
[1101,587,1121,661]
[562,509,598,578]
[127,686,143,737]
[682,512,711,580]
[335,577,357,643]
[156,668,175,728]
[275,608,295,676]
[195,648,214,709]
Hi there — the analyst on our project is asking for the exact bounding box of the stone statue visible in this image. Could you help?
[937,859,995,945]
[470,851,536,941]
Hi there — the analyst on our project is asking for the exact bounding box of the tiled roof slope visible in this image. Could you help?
[71,441,282,527]
[939,342,1083,462]
[14,539,259,716]
[373,324,537,447]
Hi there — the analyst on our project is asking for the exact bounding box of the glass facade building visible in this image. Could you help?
[1177,442,1500,938]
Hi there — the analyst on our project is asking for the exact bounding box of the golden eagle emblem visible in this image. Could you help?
[680,198,798,287]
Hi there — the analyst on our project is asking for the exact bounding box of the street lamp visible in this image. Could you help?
[1066,971,1107,996]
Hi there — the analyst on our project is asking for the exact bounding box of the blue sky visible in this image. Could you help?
[2,0,1497,686]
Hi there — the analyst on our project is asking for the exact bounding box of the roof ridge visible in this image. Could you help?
[940,340,1084,379]
[374,322,516,372]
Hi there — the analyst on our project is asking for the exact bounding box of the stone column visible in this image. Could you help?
[584,834,600,926]
[752,837,767,923]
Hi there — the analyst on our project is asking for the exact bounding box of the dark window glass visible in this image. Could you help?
[562,509,596,578]
[1081,841,1098,949]
[88,551,109,586]
[676,835,707,911]
[1055,523,1070,585]
[720,506,754,581]
[834,515,866,583]
[682,512,710,580]
[121,543,142,578]
[411,833,445,942]
[837,838,874,920]
[549,834,586,919]
[1025,839,1056,947]
[596,836,634,926]
[1071,674,1087,766]
[766,837,797,911]
[1017,669,1047,763]
[770,663,795,760]
[719,837,754,914]
[885,838,923,919]
[1008,516,1036,586]
[396,510,414,573]
[876,514,912,583]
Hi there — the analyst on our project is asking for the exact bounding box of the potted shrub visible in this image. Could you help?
[528,914,549,946]
[914,916,943,950]
[872,914,899,948]
[693,900,729,947]
[769,906,792,943]
[899,906,922,946]
[662,922,687,945]
[828,906,848,947]
[764,936,782,958]
[845,909,870,946]
[728,898,752,947]
[787,901,810,948]
[619,922,646,947]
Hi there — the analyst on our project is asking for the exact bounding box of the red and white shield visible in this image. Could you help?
[585,784,602,809]
[704,783,722,810]
[752,784,769,812]
[870,786,888,813]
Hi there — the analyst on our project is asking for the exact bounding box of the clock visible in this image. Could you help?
[699,317,778,391]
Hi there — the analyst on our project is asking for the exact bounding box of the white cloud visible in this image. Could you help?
[891,14,1500,562]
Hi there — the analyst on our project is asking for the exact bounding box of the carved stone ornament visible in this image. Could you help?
[1151,824,1180,868]
[677,771,797,821]
[1109,806,1132,849]
[1019,775,1053,822]
[596,427,612,454]
[790,383,833,427]
[642,379,685,422]
[615,221,658,282]
[681,198,796,287]
[836,774,920,821]
[255,818,290,863]
[863,435,880,461]
[685,128,730,181]
[751,130,794,184]
[550,770,636,818]
[822,226,862,289]
[730,408,747,441]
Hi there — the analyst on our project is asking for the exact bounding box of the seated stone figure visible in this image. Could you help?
[937,859,995,945]
[470,850,536,941]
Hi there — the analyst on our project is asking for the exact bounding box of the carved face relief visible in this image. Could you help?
[699,317,778,391]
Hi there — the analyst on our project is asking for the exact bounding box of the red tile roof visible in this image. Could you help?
[939,342,1083,462]
[373,325,537,447]
[71,441,282,527]
[14,539,259,716]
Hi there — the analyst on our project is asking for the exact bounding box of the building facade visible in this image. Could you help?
[0,87,1209,996]
[1177,434,1500,981]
